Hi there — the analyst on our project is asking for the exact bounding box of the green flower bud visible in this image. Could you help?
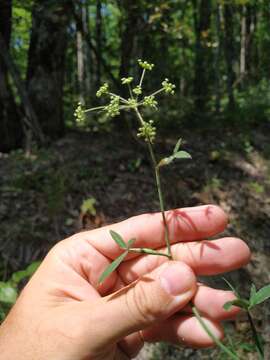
[121,77,134,85]
[105,96,120,117]
[96,83,109,97]
[137,120,156,143]
[127,98,138,108]
[162,78,176,95]
[74,102,86,124]
[133,86,142,96]
[143,95,158,109]
[138,59,154,71]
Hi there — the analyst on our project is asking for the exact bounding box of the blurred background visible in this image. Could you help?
[0,0,270,358]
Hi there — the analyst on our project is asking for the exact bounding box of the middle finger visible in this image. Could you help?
[118,237,250,284]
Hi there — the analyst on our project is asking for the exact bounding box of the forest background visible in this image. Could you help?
[0,0,270,359]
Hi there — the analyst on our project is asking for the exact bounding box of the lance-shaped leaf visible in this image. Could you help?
[174,151,192,159]
[173,138,182,154]
[158,150,191,168]
[127,238,136,250]
[249,283,257,301]
[249,284,270,309]
[99,251,128,284]
[223,277,241,298]
[223,298,250,311]
[110,230,127,249]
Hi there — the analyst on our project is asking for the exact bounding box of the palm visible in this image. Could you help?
[39,205,249,358]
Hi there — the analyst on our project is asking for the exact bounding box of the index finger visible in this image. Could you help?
[78,205,228,260]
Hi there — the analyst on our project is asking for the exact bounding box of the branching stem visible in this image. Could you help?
[134,107,172,259]
[192,306,240,360]
[128,248,171,258]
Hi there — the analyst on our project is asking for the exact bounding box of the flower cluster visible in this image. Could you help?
[96,83,109,97]
[127,98,137,108]
[138,59,154,71]
[121,77,133,85]
[162,78,176,94]
[133,86,142,96]
[105,96,120,117]
[74,102,86,124]
[143,95,158,109]
[137,120,156,143]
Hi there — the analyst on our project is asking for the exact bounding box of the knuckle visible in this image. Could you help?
[126,280,162,325]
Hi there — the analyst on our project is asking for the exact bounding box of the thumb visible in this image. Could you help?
[93,261,197,346]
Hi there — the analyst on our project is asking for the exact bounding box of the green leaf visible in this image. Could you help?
[173,138,182,154]
[25,261,41,276]
[249,284,270,308]
[250,283,257,301]
[110,230,127,249]
[127,238,135,249]
[11,270,28,284]
[98,251,128,284]
[174,151,192,159]
[11,261,41,284]
[0,283,17,304]
[223,278,240,298]
[223,299,250,311]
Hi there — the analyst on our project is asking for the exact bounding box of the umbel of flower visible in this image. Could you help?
[133,86,142,96]
[74,102,86,124]
[162,78,176,95]
[138,59,154,71]
[121,77,133,85]
[137,120,156,143]
[96,83,109,97]
[105,96,120,117]
[143,95,158,109]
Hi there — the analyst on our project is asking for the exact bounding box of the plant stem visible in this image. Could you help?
[128,248,171,258]
[109,92,129,104]
[149,88,165,98]
[85,106,105,113]
[192,306,240,360]
[134,108,172,259]
[247,310,264,359]
[139,69,146,88]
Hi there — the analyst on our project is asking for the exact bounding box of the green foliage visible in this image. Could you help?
[248,182,265,195]
[0,261,40,322]
[223,280,270,311]
[109,230,127,249]
[98,251,128,284]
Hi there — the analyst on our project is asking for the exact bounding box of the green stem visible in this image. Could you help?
[85,106,105,113]
[109,92,129,104]
[134,108,172,259]
[128,248,171,258]
[247,311,264,359]
[192,306,240,360]
[139,69,146,88]
[148,88,165,98]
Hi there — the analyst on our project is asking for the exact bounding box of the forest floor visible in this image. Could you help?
[1,122,270,359]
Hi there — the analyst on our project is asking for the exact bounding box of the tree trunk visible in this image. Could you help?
[214,3,222,114]
[240,5,247,81]
[27,0,72,139]
[224,3,236,111]
[76,1,90,105]
[0,0,22,152]
[193,0,212,114]
[119,1,140,81]
[96,0,102,89]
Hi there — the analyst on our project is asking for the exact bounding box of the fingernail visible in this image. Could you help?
[160,263,194,296]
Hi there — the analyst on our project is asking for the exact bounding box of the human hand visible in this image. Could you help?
[0,205,250,360]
